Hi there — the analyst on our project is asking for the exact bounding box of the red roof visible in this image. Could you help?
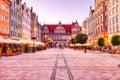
[44,24,72,33]
[63,24,72,33]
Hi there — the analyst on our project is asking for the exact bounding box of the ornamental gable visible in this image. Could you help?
[44,26,49,30]
[55,25,65,30]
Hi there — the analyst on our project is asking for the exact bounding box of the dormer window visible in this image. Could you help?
[54,25,66,34]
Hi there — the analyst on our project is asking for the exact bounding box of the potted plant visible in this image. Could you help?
[6,47,12,55]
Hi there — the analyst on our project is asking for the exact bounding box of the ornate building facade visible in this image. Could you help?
[22,3,31,40]
[17,0,22,39]
[10,0,18,40]
[81,20,87,34]
[108,0,120,45]
[104,0,108,45]
[93,0,107,46]
[41,21,81,47]
[30,7,40,42]
[0,0,10,39]
[86,6,94,45]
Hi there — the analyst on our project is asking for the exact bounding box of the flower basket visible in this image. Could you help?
[7,48,12,55]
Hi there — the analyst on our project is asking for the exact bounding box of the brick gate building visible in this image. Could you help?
[41,21,81,47]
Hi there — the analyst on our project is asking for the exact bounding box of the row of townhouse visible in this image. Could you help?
[0,0,41,44]
[82,0,120,46]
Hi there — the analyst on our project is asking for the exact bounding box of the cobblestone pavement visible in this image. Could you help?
[0,48,120,80]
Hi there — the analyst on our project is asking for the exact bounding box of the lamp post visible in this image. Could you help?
[31,26,37,53]
[84,36,88,53]
[31,37,36,53]
[84,43,87,53]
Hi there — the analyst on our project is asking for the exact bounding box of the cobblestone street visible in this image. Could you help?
[0,48,120,80]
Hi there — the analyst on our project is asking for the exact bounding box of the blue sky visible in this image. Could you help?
[22,0,94,25]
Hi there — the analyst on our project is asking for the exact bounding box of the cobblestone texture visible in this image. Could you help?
[0,48,120,80]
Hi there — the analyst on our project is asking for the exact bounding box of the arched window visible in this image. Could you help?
[44,26,49,33]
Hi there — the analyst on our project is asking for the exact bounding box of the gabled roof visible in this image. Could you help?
[43,24,72,33]
[62,24,72,33]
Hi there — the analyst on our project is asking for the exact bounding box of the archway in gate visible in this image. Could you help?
[53,41,69,48]
[54,41,60,48]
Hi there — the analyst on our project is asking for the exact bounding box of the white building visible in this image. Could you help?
[22,3,31,40]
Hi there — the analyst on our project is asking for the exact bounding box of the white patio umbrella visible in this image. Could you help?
[0,37,6,43]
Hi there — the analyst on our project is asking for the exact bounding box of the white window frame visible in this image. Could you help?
[2,15,4,21]
[6,6,8,12]
[6,17,8,23]
[2,3,4,10]
[2,27,4,33]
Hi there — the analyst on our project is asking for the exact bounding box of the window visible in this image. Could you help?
[101,16,102,23]
[116,5,118,12]
[116,15,119,23]
[112,8,114,14]
[112,17,115,24]
[6,17,8,23]
[6,28,9,34]
[109,10,111,16]
[109,19,111,26]
[14,1,15,7]
[101,26,103,32]
[2,15,4,21]
[96,28,97,34]
[114,17,116,24]
[112,0,115,5]
[110,27,112,33]
[113,26,115,32]
[11,9,13,16]
[111,27,113,33]
[6,6,8,12]
[2,3,4,10]
[2,27,4,33]
[116,24,119,32]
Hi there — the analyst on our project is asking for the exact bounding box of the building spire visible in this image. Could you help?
[75,19,78,23]
[90,6,92,10]
[58,20,61,24]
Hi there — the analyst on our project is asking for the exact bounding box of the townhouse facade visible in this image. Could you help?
[10,0,18,40]
[0,0,10,39]
[30,7,40,42]
[108,0,120,45]
[22,3,31,40]
[93,0,107,46]
[81,20,87,34]
[17,0,22,39]
[104,0,109,45]
[86,6,94,45]
[71,21,81,37]
[0,0,42,45]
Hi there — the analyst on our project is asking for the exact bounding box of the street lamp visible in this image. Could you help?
[31,37,36,53]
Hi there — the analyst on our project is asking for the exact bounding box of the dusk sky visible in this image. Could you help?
[22,0,94,25]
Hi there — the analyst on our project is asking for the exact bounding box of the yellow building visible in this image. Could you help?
[104,0,109,45]
[0,0,10,38]
[87,7,94,45]
[108,0,120,45]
